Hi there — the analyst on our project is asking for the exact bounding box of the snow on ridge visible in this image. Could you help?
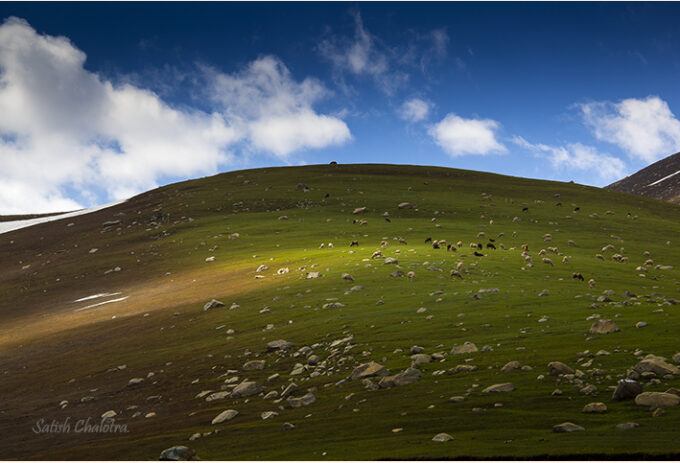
[0,199,128,235]
[647,169,680,187]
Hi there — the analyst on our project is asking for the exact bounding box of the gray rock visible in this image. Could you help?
[211,409,238,425]
[451,342,478,355]
[128,377,144,386]
[548,361,574,376]
[231,381,263,399]
[267,340,293,351]
[261,411,279,420]
[281,383,298,398]
[589,319,618,334]
[350,361,389,380]
[205,391,230,402]
[612,379,642,401]
[287,392,316,408]
[243,360,266,371]
[203,299,225,311]
[379,367,421,388]
[384,257,398,265]
[411,354,432,365]
[482,383,515,393]
[432,433,454,442]
[501,361,521,373]
[635,392,680,408]
[582,402,607,413]
[159,445,198,460]
[410,346,424,354]
[553,422,585,433]
[282,422,295,430]
[634,356,680,376]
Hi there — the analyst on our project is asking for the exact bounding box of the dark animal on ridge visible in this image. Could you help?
[350,240,359,247]
[385,217,391,222]
[572,272,585,281]
[425,237,432,243]
[486,243,496,250]
[522,207,529,212]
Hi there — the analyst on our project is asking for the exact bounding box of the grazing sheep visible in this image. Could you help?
[602,244,616,253]
[499,243,506,250]
[610,234,622,241]
[538,249,547,256]
[371,250,383,259]
[398,238,407,245]
[522,207,529,212]
[228,233,240,240]
[328,243,334,248]
[450,269,464,279]
[350,240,359,247]
[385,217,391,223]
[521,243,529,252]
[319,243,325,249]
[643,251,651,257]
[644,259,654,266]
[437,239,447,247]
[567,239,576,246]
[447,244,457,252]
[547,247,559,254]
[555,202,562,206]
[407,271,415,279]
[477,232,486,238]
[512,231,517,238]
[513,216,520,223]
[542,257,554,266]
[456,262,464,271]
[473,251,484,257]
[574,207,580,212]
[342,273,354,281]
[432,242,440,249]
[562,256,569,264]
[572,272,584,281]
[611,254,623,262]
[606,210,615,215]
[486,243,496,250]
[380,240,388,248]
[470,243,478,249]
[588,279,595,288]
[636,266,647,272]
[621,256,629,263]
[425,237,432,243]
[477,243,483,250]
[595,254,604,260]
[498,232,505,238]
[543,234,553,242]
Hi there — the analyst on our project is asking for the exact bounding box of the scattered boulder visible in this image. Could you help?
[612,379,642,401]
[231,381,263,399]
[482,383,515,393]
[267,340,293,351]
[350,362,389,380]
[548,361,574,376]
[501,361,521,373]
[634,356,680,376]
[553,422,585,433]
[432,433,454,442]
[589,319,619,335]
[243,360,265,371]
[261,411,279,420]
[411,354,432,366]
[384,257,398,265]
[379,367,421,388]
[211,409,239,425]
[287,393,316,408]
[203,299,225,311]
[635,392,680,408]
[159,445,198,461]
[582,402,607,413]
[128,378,144,387]
[451,342,478,355]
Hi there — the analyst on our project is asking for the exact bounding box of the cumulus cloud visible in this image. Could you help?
[0,18,350,213]
[428,113,507,156]
[398,98,431,122]
[205,56,351,157]
[512,136,626,182]
[580,96,680,163]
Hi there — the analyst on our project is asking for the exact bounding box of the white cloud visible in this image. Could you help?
[399,98,431,122]
[205,56,351,157]
[512,136,626,182]
[0,18,350,214]
[428,113,507,156]
[580,96,680,163]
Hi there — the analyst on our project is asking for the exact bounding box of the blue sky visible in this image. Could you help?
[1,2,680,213]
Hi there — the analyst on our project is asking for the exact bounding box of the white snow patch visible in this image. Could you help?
[647,169,680,187]
[73,296,129,312]
[73,292,122,303]
[0,199,128,235]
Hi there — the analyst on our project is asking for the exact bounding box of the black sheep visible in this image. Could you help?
[522,207,529,212]
[486,243,496,250]
[572,272,585,281]
[473,251,484,257]
[424,237,432,243]
[350,240,359,247]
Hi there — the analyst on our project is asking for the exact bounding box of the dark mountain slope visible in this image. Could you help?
[607,152,680,204]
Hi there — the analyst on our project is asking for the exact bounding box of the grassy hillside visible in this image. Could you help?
[0,163,679,460]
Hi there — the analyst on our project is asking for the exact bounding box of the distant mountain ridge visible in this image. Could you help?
[606,151,680,204]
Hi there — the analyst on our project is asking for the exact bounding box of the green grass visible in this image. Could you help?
[0,163,679,460]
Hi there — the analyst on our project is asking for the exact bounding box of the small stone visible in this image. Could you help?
[211,409,239,425]
[451,342,477,355]
[159,446,197,461]
[589,319,618,335]
[432,433,454,442]
[501,361,521,373]
[203,299,225,311]
[261,411,279,420]
[101,410,117,419]
[282,422,295,431]
[243,360,266,371]
[582,402,607,413]
[616,422,639,430]
[482,383,515,393]
[553,422,585,433]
